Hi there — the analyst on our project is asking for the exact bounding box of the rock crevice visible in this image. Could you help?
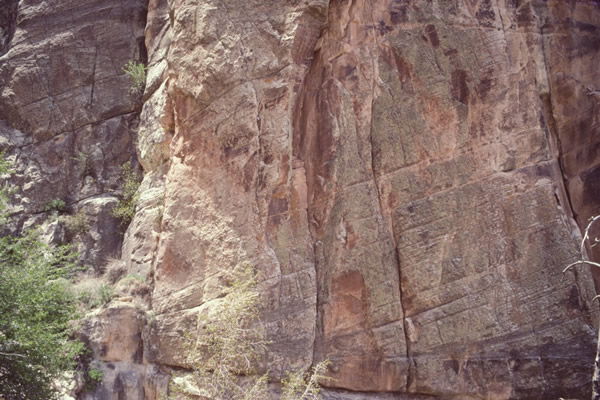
[3,0,600,399]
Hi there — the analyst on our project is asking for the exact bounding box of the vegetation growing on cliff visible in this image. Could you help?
[171,264,270,399]
[0,233,83,400]
[0,156,83,400]
[123,60,147,94]
[112,161,141,225]
[171,264,330,400]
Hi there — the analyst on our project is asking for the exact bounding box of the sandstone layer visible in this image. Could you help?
[0,0,146,267]
[2,0,600,399]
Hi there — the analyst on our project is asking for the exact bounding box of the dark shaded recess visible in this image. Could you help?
[0,0,18,57]
[136,0,149,65]
[582,164,600,207]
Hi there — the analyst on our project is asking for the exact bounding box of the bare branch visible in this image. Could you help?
[0,351,26,358]
[563,260,600,273]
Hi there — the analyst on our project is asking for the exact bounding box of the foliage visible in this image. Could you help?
[0,155,84,399]
[75,289,96,309]
[61,210,89,236]
[78,354,104,392]
[98,284,114,306]
[172,264,330,400]
[45,198,67,213]
[0,154,12,218]
[87,366,103,385]
[0,230,83,400]
[112,161,141,225]
[122,60,147,94]
[73,280,115,310]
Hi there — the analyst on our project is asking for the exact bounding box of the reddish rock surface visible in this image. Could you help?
[3,0,600,399]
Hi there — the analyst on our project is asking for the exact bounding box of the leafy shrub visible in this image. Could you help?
[81,362,104,392]
[73,280,113,310]
[98,284,113,306]
[88,367,103,383]
[112,161,141,225]
[0,156,87,399]
[0,154,12,219]
[45,198,67,213]
[61,210,89,236]
[122,60,147,94]
[76,289,96,309]
[0,230,83,400]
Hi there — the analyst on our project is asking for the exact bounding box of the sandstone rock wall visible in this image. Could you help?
[2,0,600,399]
[0,0,150,397]
[0,0,147,267]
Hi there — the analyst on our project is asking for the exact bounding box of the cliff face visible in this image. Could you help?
[2,0,600,399]
[0,0,146,266]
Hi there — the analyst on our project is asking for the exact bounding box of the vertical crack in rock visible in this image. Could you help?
[295,49,326,371]
[369,95,415,392]
[534,3,600,317]
[288,3,332,373]
[534,13,590,309]
[538,34,576,222]
[365,0,414,391]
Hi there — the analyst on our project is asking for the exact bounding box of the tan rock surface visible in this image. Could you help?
[136,0,600,398]
[3,0,600,399]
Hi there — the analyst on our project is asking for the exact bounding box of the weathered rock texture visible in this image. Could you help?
[3,0,600,399]
[0,0,150,398]
[0,0,146,267]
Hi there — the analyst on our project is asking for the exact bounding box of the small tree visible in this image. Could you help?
[0,230,83,399]
[281,361,330,400]
[0,156,83,399]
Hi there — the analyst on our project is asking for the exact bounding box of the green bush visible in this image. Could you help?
[80,360,105,392]
[123,60,147,94]
[61,210,89,236]
[88,367,103,383]
[74,283,114,311]
[0,156,84,399]
[0,155,12,220]
[98,284,113,306]
[0,231,83,400]
[112,161,141,225]
[45,198,67,213]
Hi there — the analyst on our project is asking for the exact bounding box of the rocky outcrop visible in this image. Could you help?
[0,0,146,268]
[3,0,600,399]
[134,0,600,398]
[0,0,151,398]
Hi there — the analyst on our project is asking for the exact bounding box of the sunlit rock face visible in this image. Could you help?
[4,0,600,399]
